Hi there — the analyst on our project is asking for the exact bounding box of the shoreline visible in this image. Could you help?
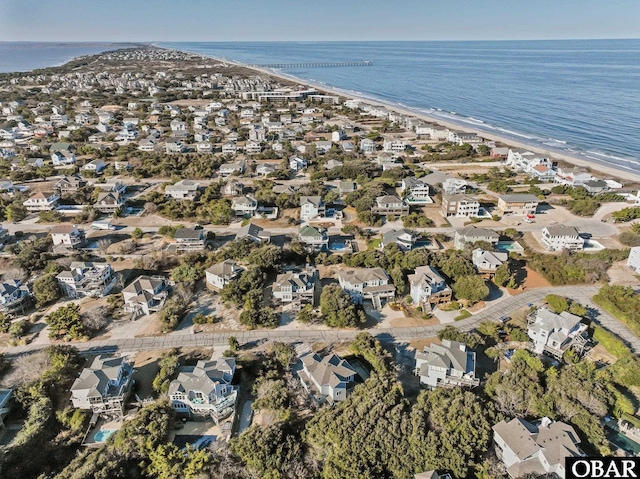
[194,51,640,184]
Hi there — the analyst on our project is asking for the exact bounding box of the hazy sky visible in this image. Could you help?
[1,0,639,42]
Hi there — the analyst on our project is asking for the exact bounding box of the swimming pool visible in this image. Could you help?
[94,429,117,443]
[606,427,640,455]
[329,242,350,252]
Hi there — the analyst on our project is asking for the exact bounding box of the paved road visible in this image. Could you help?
[4,284,638,357]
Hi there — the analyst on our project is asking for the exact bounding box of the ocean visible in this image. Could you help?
[0,42,139,73]
[160,40,640,174]
[1,40,639,173]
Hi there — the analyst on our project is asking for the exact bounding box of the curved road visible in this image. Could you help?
[3,284,638,357]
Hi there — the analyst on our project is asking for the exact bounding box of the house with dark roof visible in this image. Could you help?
[94,192,124,213]
[0,279,30,314]
[453,226,500,250]
[381,229,417,251]
[173,226,206,252]
[414,339,479,388]
[372,195,409,218]
[54,175,87,195]
[301,352,356,402]
[70,355,133,417]
[493,417,583,479]
[272,269,316,304]
[235,222,269,243]
[497,194,539,216]
[300,196,325,221]
[168,357,237,423]
[122,275,169,316]
[337,267,396,309]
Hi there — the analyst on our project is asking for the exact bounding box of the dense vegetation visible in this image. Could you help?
[593,285,640,337]
[527,249,628,284]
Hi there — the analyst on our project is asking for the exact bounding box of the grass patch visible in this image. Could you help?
[593,289,640,338]
[591,325,631,358]
[367,238,382,250]
[454,310,472,321]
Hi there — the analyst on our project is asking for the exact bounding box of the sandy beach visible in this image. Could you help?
[213,56,640,185]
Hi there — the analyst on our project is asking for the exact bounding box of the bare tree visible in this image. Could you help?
[143,202,158,215]
[117,240,137,254]
[2,268,27,282]
[136,254,159,271]
[174,282,193,304]
[82,306,109,333]
[0,351,49,388]
[97,239,112,253]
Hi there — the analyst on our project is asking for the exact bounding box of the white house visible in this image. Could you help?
[165,180,200,200]
[360,138,376,153]
[272,269,316,304]
[205,260,244,290]
[381,229,417,251]
[300,196,325,221]
[70,355,133,417]
[382,139,406,153]
[441,194,480,218]
[540,226,585,251]
[472,249,508,279]
[409,266,452,309]
[57,262,116,298]
[219,160,245,177]
[401,177,432,203]
[122,275,169,316]
[50,224,85,248]
[168,357,237,423]
[51,150,76,166]
[289,155,307,171]
[298,225,329,251]
[232,196,258,217]
[82,159,106,173]
[300,352,356,402]
[414,339,479,388]
[527,307,588,358]
[493,417,582,479]
[453,226,500,250]
[337,267,396,309]
[23,192,60,211]
[441,178,467,195]
[627,246,640,274]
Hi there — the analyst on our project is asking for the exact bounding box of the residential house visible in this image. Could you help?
[527,307,588,358]
[441,194,480,218]
[337,267,396,309]
[173,227,206,252]
[289,155,307,171]
[383,139,406,153]
[94,192,124,214]
[70,355,134,417]
[205,260,244,291]
[51,150,76,166]
[51,224,85,249]
[627,246,640,274]
[360,138,376,153]
[0,280,30,314]
[165,180,200,200]
[448,131,482,146]
[441,178,467,195]
[493,417,582,479]
[497,194,539,216]
[221,180,244,197]
[273,184,298,195]
[57,262,116,298]
[529,164,557,181]
[582,179,609,194]
[256,163,276,176]
[298,225,328,251]
[219,160,245,177]
[414,339,479,388]
[490,147,510,158]
[165,141,185,154]
[372,195,410,218]
[168,357,237,423]
[138,138,157,152]
[453,226,500,250]
[96,179,127,194]
[341,141,355,153]
[409,266,452,309]
[540,226,585,251]
[300,196,325,221]
[82,159,106,173]
[23,192,60,211]
[196,142,212,153]
[314,141,333,154]
[221,142,238,156]
[554,168,593,187]
[339,181,357,195]
[122,275,169,316]
[401,177,432,203]
[300,352,356,402]
[272,269,316,304]
[324,159,343,170]
[472,249,508,279]
[235,222,269,243]
[54,175,87,195]
[245,140,262,155]
[170,119,187,131]
[381,229,417,251]
[232,196,258,217]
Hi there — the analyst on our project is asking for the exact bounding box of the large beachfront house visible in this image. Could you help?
[527,307,588,358]
[497,194,539,216]
[56,262,117,298]
[205,260,244,291]
[70,355,134,417]
[540,226,585,251]
[272,269,317,304]
[409,265,452,310]
[337,267,396,310]
[168,357,238,424]
[300,352,356,402]
[441,194,480,218]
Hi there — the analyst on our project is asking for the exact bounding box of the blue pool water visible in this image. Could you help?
[93,429,116,442]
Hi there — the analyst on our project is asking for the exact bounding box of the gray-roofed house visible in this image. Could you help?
[51,224,85,249]
[298,225,328,251]
[0,279,30,314]
[54,175,87,195]
[441,194,480,218]
[165,179,200,200]
[235,222,269,243]
[401,177,432,203]
[337,267,396,309]
[232,195,258,217]
[168,357,237,423]
[540,226,585,251]
[70,355,134,417]
[205,260,244,290]
[122,275,169,316]
[272,268,317,304]
[409,266,452,309]
[493,417,583,479]
[527,307,588,358]
[582,179,609,194]
[94,192,124,213]
[301,352,356,402]
[300,196,325,221]
[339,181,357,194]
[381,229,417,251]
[371,195,410,218]
[414,339,479,389]
[453,226,500,250]
[56,262,116,298]
[221,180,244,197]
[472,249,509,279]
[173,226,206,252]
[497,194,539,216]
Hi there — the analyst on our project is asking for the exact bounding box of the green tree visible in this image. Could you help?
[228,336,240,352]
[320,283,366,327]
[45,303,85,340]
[453,275,490,304]
[545,294,569,313]
[131,227,143,239]
[32,273,61,308]
[6,202,28,222]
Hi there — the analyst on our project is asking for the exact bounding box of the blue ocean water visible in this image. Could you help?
[161,40,640,173]
[0,42,137,73]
